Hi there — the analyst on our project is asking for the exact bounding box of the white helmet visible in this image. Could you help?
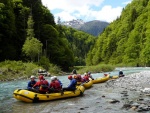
[51,77,55,81]
[30,75,35,79]
[53,76,57,79]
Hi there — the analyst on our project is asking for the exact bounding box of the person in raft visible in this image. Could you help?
[72,69,77,75]
[75,74,86,83]
[32,75,49,94]
[61,75,77,95]
[48,76,62,93]
[87,72,94,80]
[104,73,108,77]
[83,73,90,82]
[27,75,37,91]
[53,76,63,88]
[119,70,125,77]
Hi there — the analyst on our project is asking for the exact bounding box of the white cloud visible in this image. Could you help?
[42,0,104,11]
[55,11,77,21]
[41,0,129,23]
[122,0,132,5]
[91,5,123,22]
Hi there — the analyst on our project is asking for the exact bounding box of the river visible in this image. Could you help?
[1,67,150,113]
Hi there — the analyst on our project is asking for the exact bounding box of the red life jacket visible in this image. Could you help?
[38,80,49,92]
[49,80,61,91]
[54,80,61,90]
[84,75,89,81]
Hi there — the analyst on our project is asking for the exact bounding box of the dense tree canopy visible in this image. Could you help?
[86,0,150,66]
[22,15,42,62]
[0,0,96,71]
[62,26,96,66]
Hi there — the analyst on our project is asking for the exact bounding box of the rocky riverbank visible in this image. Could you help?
[104,71,150,112]
[45,71,150,113]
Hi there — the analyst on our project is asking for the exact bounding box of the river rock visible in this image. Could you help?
[109,99,120,103]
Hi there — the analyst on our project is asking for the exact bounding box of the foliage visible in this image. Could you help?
[140,13,150,66]
[49,64,62,75]
[0,0,16,60]
[22,38,43,61]
[77,64,115,74]
[0,0,97,71]
[26,15,35,39]
[86,0,150,67]
[0,0,67,70]
[0,60,40,81]
[62,26,96,66]
[0,60,63,81]
[22,15,43,61]
[38,56,50,71]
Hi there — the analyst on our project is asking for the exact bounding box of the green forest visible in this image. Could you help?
[0,0,96,71]
[86,0,150,67]
[1,0,150,73]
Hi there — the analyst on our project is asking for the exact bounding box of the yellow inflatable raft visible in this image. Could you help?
[92,75,109,84]
[109,75,119,79]
[83,80,93,89]
[13,85,85,103]
[77,80,93,89]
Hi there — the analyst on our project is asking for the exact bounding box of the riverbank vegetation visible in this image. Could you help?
[0,61,115,81]
[75,64,115,74]
[0,60,61,81]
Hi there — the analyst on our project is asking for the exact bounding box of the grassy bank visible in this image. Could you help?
[0,61,115,81]
[75,64,115,74]
[0,60,62,81]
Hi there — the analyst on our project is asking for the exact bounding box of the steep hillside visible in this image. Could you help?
[78,20,109,36]
[62,26,96,66]
[86,0,150,66]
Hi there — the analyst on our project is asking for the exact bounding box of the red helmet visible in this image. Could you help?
[39,75,44,80]
[68,75,72,80]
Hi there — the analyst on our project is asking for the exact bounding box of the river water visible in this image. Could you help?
[1,67,150,113]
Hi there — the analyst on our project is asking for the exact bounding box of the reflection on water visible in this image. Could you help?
[0,67,150,113]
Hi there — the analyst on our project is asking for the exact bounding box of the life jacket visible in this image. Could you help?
[54,80,62,90]
[83,75,89,81]
[68,79,77,90]
[50,80,61,90]
[39,80,49,91]
[81,77,86,82]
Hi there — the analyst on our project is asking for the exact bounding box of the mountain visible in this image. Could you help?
[78,20,109,36]
[61,19,85,29]
[61,19,109,36]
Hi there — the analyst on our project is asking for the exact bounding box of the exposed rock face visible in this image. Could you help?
[61,19,109,36]
[61,19,85,29]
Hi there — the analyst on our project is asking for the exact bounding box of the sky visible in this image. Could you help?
[41,0,133,23]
